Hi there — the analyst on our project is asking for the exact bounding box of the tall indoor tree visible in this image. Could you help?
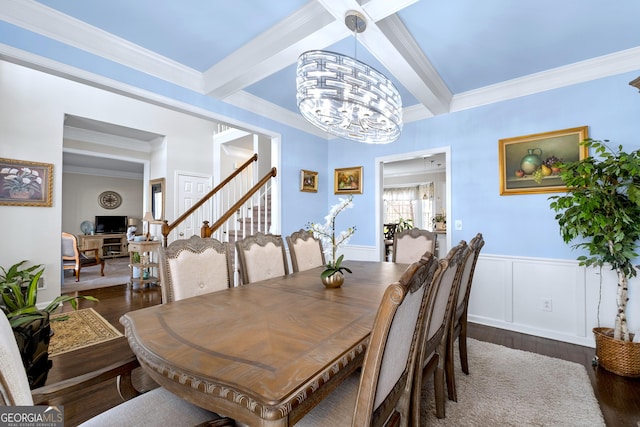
[549,139,640,342]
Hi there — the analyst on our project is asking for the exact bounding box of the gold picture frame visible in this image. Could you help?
[300,170,318,192]
[0,158,53,207]
[498,126,589,195]
[334,166,363,194]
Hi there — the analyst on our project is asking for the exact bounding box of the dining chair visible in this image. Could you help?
[158,235,233,303]
[0,310,234,427]
[445,233,485,402]
[411,241,469,424]
[61,232,105,282]
[392,228,438,264]
[235,232,289,284]
[295,253,441,426]
[286,228,326,273]
[383,223,398,262]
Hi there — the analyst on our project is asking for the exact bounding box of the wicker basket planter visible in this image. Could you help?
[593,327,640,377]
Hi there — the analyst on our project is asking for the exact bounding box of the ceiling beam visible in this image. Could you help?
[203,1,338,98]
[317,0,451,115]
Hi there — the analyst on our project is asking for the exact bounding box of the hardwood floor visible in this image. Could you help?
[52,285,640,426]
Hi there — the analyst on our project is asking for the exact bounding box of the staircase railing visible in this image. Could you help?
[160,154,276,247]
[201,167,276,238]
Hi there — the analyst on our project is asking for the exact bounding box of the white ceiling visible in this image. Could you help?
[2,0,639,139]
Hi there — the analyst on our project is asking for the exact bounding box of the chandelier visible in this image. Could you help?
[296,11,403,144]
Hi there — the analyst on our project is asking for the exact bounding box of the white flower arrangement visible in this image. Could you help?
[1,167,42,195]
[308,196,356,278]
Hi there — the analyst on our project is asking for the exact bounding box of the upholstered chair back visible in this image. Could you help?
[425,243,468,342]
[235,232,289,284]
[286,229,325,273]
[0,310,34,405]
[393,228,437,264]
[454,234,484,319]
[159,235,233,303]
[61,232,77,258]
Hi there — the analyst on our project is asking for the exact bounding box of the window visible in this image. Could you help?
[383,187,417,224]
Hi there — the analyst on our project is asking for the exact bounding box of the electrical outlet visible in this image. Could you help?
[37,276,45,290]
[455,220,462,230]
[541,298,552,312]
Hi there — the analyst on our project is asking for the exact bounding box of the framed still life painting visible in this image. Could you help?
[498,126,589,195]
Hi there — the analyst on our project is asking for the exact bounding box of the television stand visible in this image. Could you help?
[77,233,128,259]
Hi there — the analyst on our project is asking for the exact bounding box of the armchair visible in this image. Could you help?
[62,232,105,282]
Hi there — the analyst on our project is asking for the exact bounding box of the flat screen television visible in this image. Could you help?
[94,215,127,234]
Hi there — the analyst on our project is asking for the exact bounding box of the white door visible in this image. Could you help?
[176,173,212,240]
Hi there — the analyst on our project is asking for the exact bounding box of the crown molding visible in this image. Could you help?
[452,46,640,112]
[0,0,202,91]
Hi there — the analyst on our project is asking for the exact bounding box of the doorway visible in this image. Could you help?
[375,147,451,260]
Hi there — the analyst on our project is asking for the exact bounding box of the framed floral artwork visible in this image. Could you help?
[300,170,318,192]
[0,158,53,206]
[334,166,363,194]
[498,126,589,195]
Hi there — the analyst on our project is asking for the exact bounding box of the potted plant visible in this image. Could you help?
[0,260,98,387]
[308,196,356,288]
[549,138,640,377]
[433,212,446,231]
[131,251,141,278]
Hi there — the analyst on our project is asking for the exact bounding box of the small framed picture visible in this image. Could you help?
[498,126,589,195]
[300,170,318,192]
[334,166,363,194]
[0,158,53,207]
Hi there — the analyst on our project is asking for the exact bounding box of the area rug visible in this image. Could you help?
[62,257,130,293]
[49,308,123,356]
[422,339,605,426]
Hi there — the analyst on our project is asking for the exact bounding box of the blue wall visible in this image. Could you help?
[325,71,640,260]
[4,20,640,261]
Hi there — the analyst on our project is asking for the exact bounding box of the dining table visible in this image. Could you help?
[120,260,409,427]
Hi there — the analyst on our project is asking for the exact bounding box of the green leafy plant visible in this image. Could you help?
[320,254,351,280]
[1,260,98,328]
[549,139,640,342]
[396,217,413,232]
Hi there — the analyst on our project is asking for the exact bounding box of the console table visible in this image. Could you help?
[128,240,161,289]
[77,233,128,259]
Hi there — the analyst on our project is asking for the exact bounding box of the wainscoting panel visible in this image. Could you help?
[512,259,582,336]
[468,257,511,323]
[342,245,640,347]
[469,255,640,348]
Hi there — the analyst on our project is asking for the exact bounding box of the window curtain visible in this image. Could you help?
[383,187,418,224]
